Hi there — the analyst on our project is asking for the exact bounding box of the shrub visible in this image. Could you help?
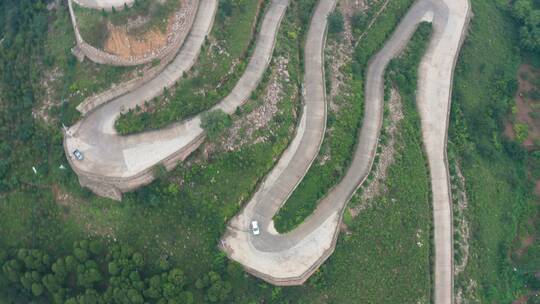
[514,122,529,142]
[201,110,232,140]
[328,11,344,34]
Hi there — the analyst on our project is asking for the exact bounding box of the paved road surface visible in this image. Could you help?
[221,1,470,303]
[73,0,134,9]
[65,0,289,187]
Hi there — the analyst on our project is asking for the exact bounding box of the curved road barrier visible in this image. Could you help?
[64,0,290,200]
[68,0,199,66]
[221,2,470,304]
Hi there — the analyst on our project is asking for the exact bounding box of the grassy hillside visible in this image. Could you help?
[0,0,317,302]
[276,23,434,304]
[1,0,538,302]
[273,0,415,232]
[449,0,539,301]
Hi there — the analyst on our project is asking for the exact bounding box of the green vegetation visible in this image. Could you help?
[74,0,182,48]
[448,0,539,301]
[115,0,263,134]
[514,122,530,143]
[274,0,415,233]
[44,4,139,126]
[201,110,233,140]
[1,241,234,303]
[327,11,344,34]
[0,0,317,302]
[3,0,539,302]
[511,0,540,53]
[276,22,434,303]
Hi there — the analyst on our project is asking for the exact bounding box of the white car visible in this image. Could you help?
[251,221,260,236]
[73,149,84,161]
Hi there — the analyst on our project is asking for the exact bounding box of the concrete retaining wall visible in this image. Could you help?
[74,0,203,115]
[68,0,198,67]
[65,0,219,201]
[64,131,206,200]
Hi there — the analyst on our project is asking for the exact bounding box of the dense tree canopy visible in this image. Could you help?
[512,0,540,53]
[1,240,233,303]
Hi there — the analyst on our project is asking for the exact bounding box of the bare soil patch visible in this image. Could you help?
[104,15,172,58]
[514,235,535,258]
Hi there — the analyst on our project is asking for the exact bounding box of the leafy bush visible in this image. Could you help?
[328,11,344,34]
[511,0,540,53]
[514,122,530,142]
[201,110,232,140]
[351,11,367,33]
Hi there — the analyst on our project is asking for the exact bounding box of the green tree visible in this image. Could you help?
[42,274,60,293]
[51,258,67,278]
[513,0,532,20]
[351,11,367,32]
[31,282,44,297]
[167,268,185,286]
[328,11,344,34]
[201,110,232,140]
[132,253,144,268]
[514,122,530,142]
[144,275,162,299]
[157,257,170,271]
[512,0,540,52]
[2,260,22,283]
[89,240,103,256]
[108,262,119,276]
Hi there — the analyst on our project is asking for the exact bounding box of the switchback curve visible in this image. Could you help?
[64,0,290,200]
[221,2,470,304]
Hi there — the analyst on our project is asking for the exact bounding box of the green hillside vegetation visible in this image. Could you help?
[0,0,317,302]
[449,0,540,301]
[276,22,434,304]
[44,4,143,126]
[1,0,539,302]
[274,0,415,232]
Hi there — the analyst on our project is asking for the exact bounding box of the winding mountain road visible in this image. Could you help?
[221,1,470,304]
[64,0,290,200]
[65,0,470,302]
